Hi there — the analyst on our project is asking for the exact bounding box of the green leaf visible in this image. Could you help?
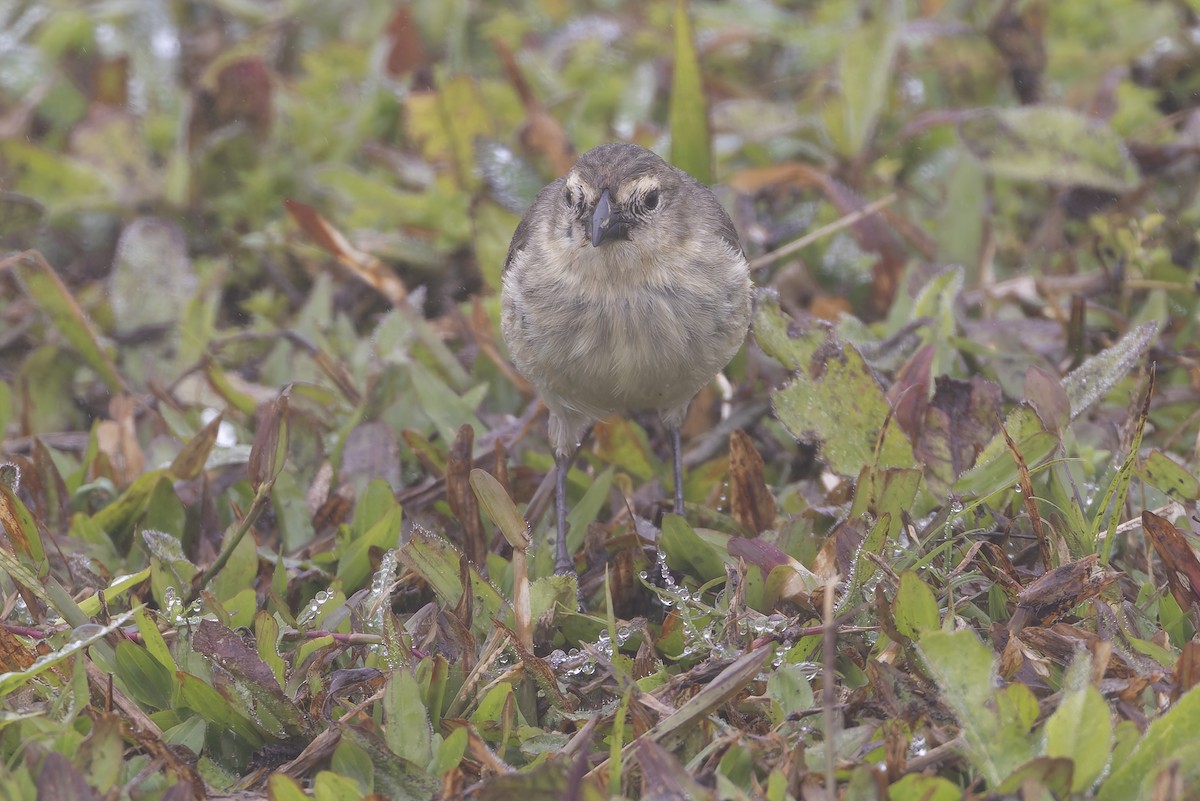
[1139,450,1200,501]
[1045,685,1112,791]
[175,670,264,746]
[93,471,172,555]
[567,465,614,554]
[268,773,310,801]
[1098,685,1200,801]
[313,771,365,801]
[409,362,488,444]
[0,610,132,696]
[1062,323,1157,422]
[337,505,403,592]
[661,515,727,581]
[114,641,174,710]
[133,605,176,672]
[893,571,939,640]
[8,251,126,394]
[397,526,505,637]
[385,668,433,767]
[833,0,902,157]
[471,468,529,550]
[888,773,962,801]
[765,663,814,723]
[766,312,915,475]
[959,106,1141,191]
[432,726,468,777]
[919,629,1035,787]
[331,739,374,795]
[669,0,711,184]
[0,192,46,237]
[954,404,1058,498]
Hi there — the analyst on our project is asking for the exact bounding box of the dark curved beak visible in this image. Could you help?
[590,189,615,247]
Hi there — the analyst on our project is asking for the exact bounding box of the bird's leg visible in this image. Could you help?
[553,450,573,575]
[670,427,684,516]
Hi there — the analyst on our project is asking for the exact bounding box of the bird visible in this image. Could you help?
[500,142,752,577]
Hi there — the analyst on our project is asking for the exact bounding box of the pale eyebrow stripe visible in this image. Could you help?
[617,175,661,204]
[565,172,598,203]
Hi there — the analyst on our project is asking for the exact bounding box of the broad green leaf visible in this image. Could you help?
[313,771,364,801]
[355,479,400,540]
[470,681,515,726]
[1098,685,1200,801]
[959,106,1141,191]
[385,668,433,767]
[848,467,920,539]
[993,758,1074,796]
[341,725,442,800]
[753,293,815,371]
[409,361,488,445]
[661,515,727,582]
[397,526,506,636]
[530,574,578,623]
[337,505,403,592]
[888,773,961,801]
[593,418,659,481]
[114,641,174,710]
[0,140,108,208]
[765,663,814,723]
[175,671,264,746]
[669,0,711,183]
[768,316,914,475]
[255,612,286,689]
[893,571,939,640]
[432,725,468,777]
[919,629,1035,787]
[1139,450,1200,501]
[211,522,262,604]
[133,604,176,672]
[93,471,172,555]
[331,740,373,795]
[1045,685,1112,791]
[268,773,310,801]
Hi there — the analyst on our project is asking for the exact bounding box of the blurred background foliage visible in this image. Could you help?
[2,0,1200,798]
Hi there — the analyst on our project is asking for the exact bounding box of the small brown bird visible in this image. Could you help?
[501,143,752,575]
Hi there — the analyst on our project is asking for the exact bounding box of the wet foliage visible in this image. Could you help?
[2,0,1200,799]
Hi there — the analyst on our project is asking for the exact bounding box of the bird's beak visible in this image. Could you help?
[590,189,615,247]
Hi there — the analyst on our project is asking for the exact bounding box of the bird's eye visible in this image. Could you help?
[643,190,660,211]
[564,187,587,214]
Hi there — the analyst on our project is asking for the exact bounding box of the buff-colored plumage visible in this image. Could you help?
[500,143,752,574]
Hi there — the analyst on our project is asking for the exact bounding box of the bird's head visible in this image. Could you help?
[559,143,679,249]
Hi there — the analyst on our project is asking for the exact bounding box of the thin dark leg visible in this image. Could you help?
[670,427,684,516]
[553,451,573,575]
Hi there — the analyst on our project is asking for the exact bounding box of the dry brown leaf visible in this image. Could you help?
[728,430,776,534]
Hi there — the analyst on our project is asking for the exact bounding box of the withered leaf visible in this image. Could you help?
[447,425,485,566]
[728,430,776,534]
[1011,555,1121,630]
[1143,511,1200,611]
[917,375,1002,495]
